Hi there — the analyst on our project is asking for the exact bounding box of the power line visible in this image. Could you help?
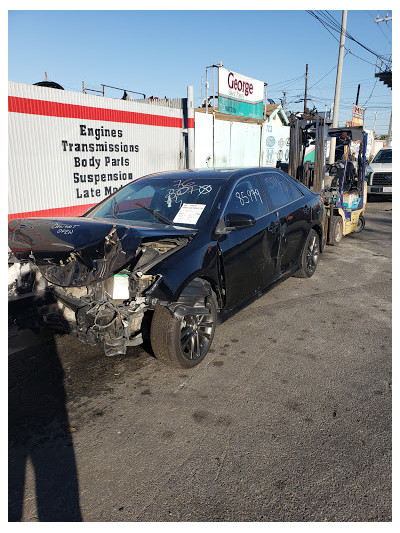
[308,50,350,91]
[363,78,378,106]
[319,10,389,59]
[267,75,305,88]
[309,81,378,91]
[347,50,380,67]
[376,21,392,44]
[308,67,337,91]
[306,10,390,67]
[306,10,342,44]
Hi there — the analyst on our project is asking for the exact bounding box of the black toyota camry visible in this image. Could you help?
[8,167,325,368]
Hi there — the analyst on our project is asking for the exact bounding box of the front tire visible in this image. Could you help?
[295,229,319,278]
[330,215,343,246]
[150,291,217,368]
[354,214,365,233]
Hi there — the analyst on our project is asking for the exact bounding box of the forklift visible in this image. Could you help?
[283,116,368,245]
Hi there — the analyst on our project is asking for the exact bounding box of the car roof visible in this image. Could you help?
[142,167,282,183]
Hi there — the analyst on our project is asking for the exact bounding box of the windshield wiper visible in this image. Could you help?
[112,197,120,218]
[134,201,175,226]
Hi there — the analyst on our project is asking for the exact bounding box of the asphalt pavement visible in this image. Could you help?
[8,198,392,522]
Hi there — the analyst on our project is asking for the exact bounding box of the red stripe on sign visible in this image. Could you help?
[8,203,97,222]
[188,117,194,128]
[8,96,184,128]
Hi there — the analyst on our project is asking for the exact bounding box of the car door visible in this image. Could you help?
[259,171,309,274]
[218,175,281,310]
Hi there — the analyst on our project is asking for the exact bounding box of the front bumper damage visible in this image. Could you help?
[9,259,164,356]
[8,217,209,357]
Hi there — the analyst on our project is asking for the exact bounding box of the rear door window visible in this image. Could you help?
[284,176,304,200]
[260,172,295,211]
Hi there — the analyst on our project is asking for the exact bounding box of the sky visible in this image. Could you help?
[8,6,393,135]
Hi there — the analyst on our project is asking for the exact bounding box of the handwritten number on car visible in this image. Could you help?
[236,189,263,206]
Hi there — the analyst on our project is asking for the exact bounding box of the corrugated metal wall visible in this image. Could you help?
[213,121,232,167]
[229,122,261,167]
[194,111,289,169]
[194,112,214,168]
[8,81,187,220]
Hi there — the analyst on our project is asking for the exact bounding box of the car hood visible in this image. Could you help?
[368,162,392,172]
[8,217,196,287]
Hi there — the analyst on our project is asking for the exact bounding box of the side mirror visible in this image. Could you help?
[225,213,256,230]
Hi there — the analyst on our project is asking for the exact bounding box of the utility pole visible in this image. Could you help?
[205,68,209,114]
[282,91,286,112]
[374,13,392,147]
[263,83,268,120]
[387,110,392,146]
[304,64,308,114]
[355,84,360,106]
[329,9,347,164]
[373,111,378,132]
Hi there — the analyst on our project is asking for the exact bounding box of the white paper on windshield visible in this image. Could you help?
[173,203,206,225]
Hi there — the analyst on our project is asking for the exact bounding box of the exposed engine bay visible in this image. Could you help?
[8,217,200,357]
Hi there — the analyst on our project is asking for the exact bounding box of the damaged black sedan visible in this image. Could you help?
[8,168,324,368]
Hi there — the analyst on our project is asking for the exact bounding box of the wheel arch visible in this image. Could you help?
[312,223,324,252]
[172,270,223,310]
[163,274,220,321]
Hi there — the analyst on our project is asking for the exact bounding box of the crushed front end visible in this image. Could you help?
[8,217,193,356]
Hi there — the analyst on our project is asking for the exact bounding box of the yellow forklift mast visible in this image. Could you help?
[285,116,368,245]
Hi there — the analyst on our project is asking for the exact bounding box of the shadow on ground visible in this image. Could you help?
[8,330,82,522]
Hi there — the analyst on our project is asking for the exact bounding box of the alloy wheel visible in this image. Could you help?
[180,314,214,360]
[306,235,319,273]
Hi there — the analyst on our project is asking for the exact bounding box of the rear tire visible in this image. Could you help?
[295,229,319,278]
[150,289,217,368]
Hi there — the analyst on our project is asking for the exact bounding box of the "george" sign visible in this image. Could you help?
[218,68,264,119]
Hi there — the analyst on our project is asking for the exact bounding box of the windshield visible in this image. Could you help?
[86,175,225,228]
[372,149,392,163]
